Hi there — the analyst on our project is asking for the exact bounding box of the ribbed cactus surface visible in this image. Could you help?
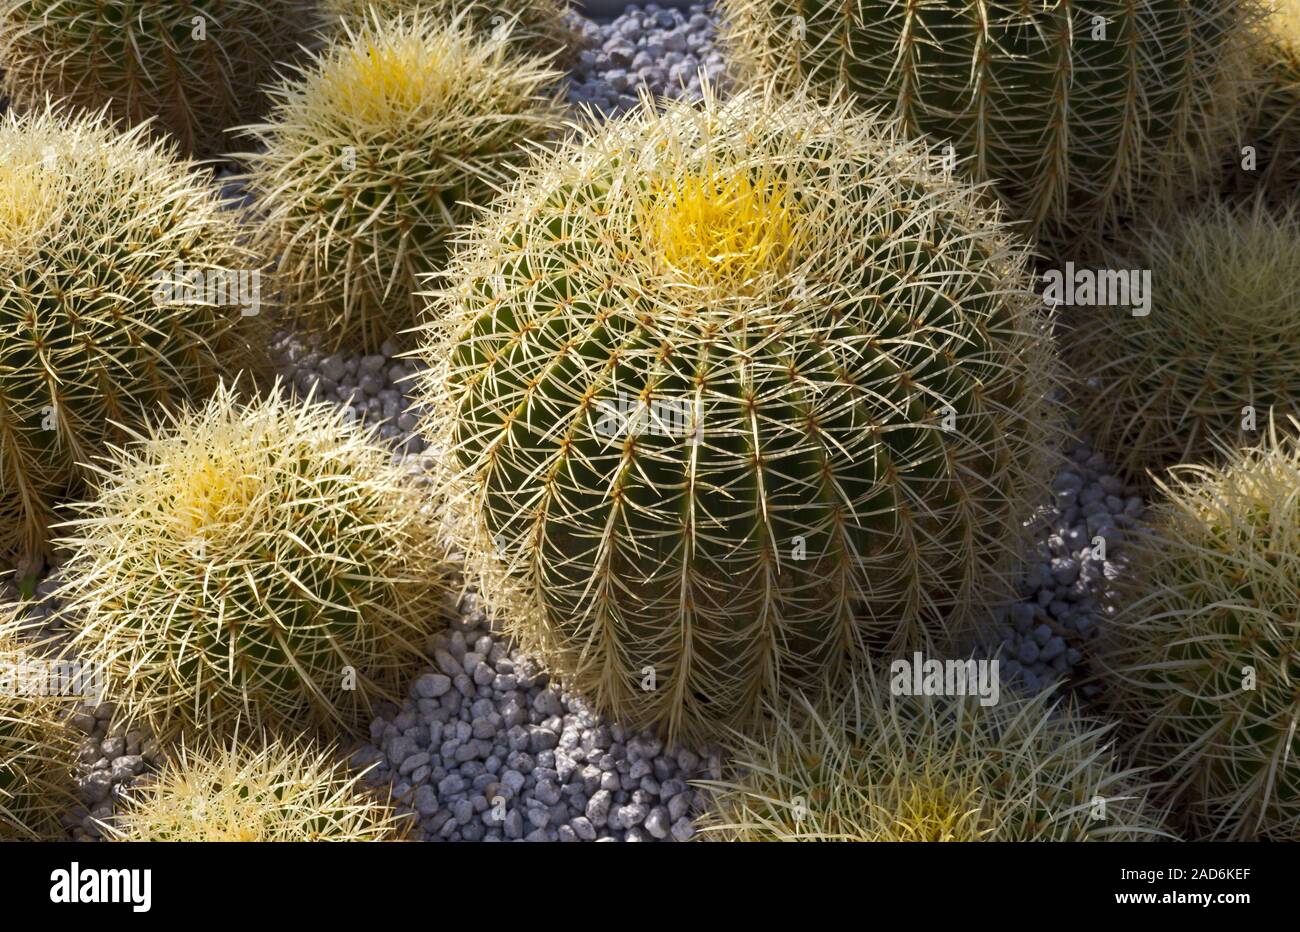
[419,86,1060,741]
[719,0,1254,243]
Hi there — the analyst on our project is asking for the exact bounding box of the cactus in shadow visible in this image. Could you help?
[0,0,317,158]
[701,673,1171,841]
[1098,419,1300,840]
[718,0,1257,247]
[1065,199,1300,481]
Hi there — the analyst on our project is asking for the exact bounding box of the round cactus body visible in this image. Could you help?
[1066,200,1300,480]
[418,87,1060,742]
[56,384,450,738]
[0,105,253,563]
[241,8,568,354]
[1099,422,1300,840]
[320,0,576,58]
[0,610,77,840]
[111,737,408,841]
[703,676,1170,841]
[718,0,1254,244]
[0,0,316,158]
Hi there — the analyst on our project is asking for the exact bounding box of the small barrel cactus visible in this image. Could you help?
[110,736,408,841]
[319,0,577,57]
[0,104,254,563]
[417,86,1061,742]
[701,675,1170,841]
[56,383,451,738]
[1065,200,1300,480]
[1099,421,1300,840]
[0,0,316,158]
[1,609,78,840]
[717,0,1254,245]
[239,8,568,354]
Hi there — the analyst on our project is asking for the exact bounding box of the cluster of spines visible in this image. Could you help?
[319,0,577,59]
[110,735,408,841]
[1099,419,1300,840]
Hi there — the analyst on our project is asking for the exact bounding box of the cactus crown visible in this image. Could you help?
[0,104,252,562]
[56,382,449,738]
[701,677,1170,841]
[241,7,567,353]
[111,736,408,841]
[718,0,1257,244]
[419,85,1060,741]
[1067,199,1300,480]
[1100,419,1300,839]
[646,160,800,286]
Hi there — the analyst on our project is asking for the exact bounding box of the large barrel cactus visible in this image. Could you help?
[418,86,1060,741]
[0,104,253,563]
[0,0,316,158]
[718,0,1255,244]
[1099,421,1300,840]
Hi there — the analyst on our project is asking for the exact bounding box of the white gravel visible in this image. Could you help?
[352,592,721,842]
